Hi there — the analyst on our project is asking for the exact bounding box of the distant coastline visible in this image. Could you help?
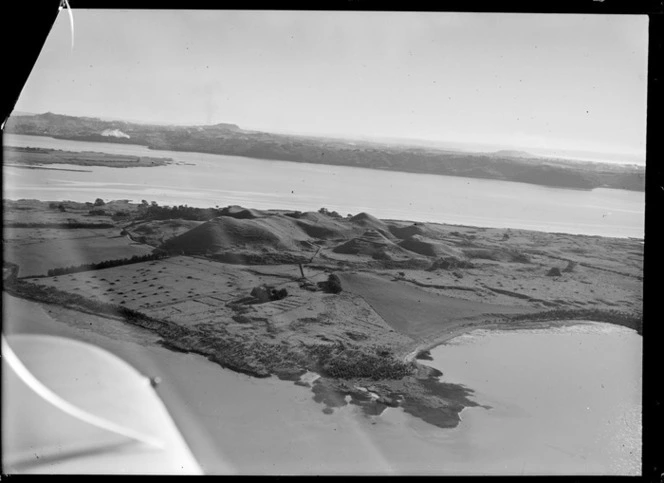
[4,163,92,173]
[5,113,645,192]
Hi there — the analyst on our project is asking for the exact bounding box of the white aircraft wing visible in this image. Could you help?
[2,333,203,474]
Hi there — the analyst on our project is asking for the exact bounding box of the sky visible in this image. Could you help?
[15,10,648,162]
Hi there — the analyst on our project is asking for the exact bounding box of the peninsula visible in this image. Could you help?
[3,198,643,427]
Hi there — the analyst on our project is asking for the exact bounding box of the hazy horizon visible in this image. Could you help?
[14,11,648,164]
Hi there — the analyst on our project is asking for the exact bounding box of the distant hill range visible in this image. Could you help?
[5,112,644,192]
[490,149,537,158]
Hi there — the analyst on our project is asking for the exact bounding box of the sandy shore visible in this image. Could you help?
[402,318,605,363]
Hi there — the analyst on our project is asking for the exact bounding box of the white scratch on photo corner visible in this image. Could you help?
[59,0,74,51]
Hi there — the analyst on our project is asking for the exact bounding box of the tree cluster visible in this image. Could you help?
[509,308,642,334]
[318,207,342,218]
[46,252,168,277]
[142,202,223,221]
[317,273,343,294]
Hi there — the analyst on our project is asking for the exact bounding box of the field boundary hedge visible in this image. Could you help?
[42,252,168,277]
[507,308,642,334]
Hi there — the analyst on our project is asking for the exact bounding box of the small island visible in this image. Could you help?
[3,145,173,169]
[3,199,643,428]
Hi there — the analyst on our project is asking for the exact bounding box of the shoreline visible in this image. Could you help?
[5,291,640,474]
[403,317,638,364]
[5,124,645,192]
[4,164,93,173]
[5,275,640,431]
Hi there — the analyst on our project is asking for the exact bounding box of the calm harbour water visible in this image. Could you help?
[3,134,644,238]
[2,134,642,474]
[422,323,642,475]
[5,294,642,475]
